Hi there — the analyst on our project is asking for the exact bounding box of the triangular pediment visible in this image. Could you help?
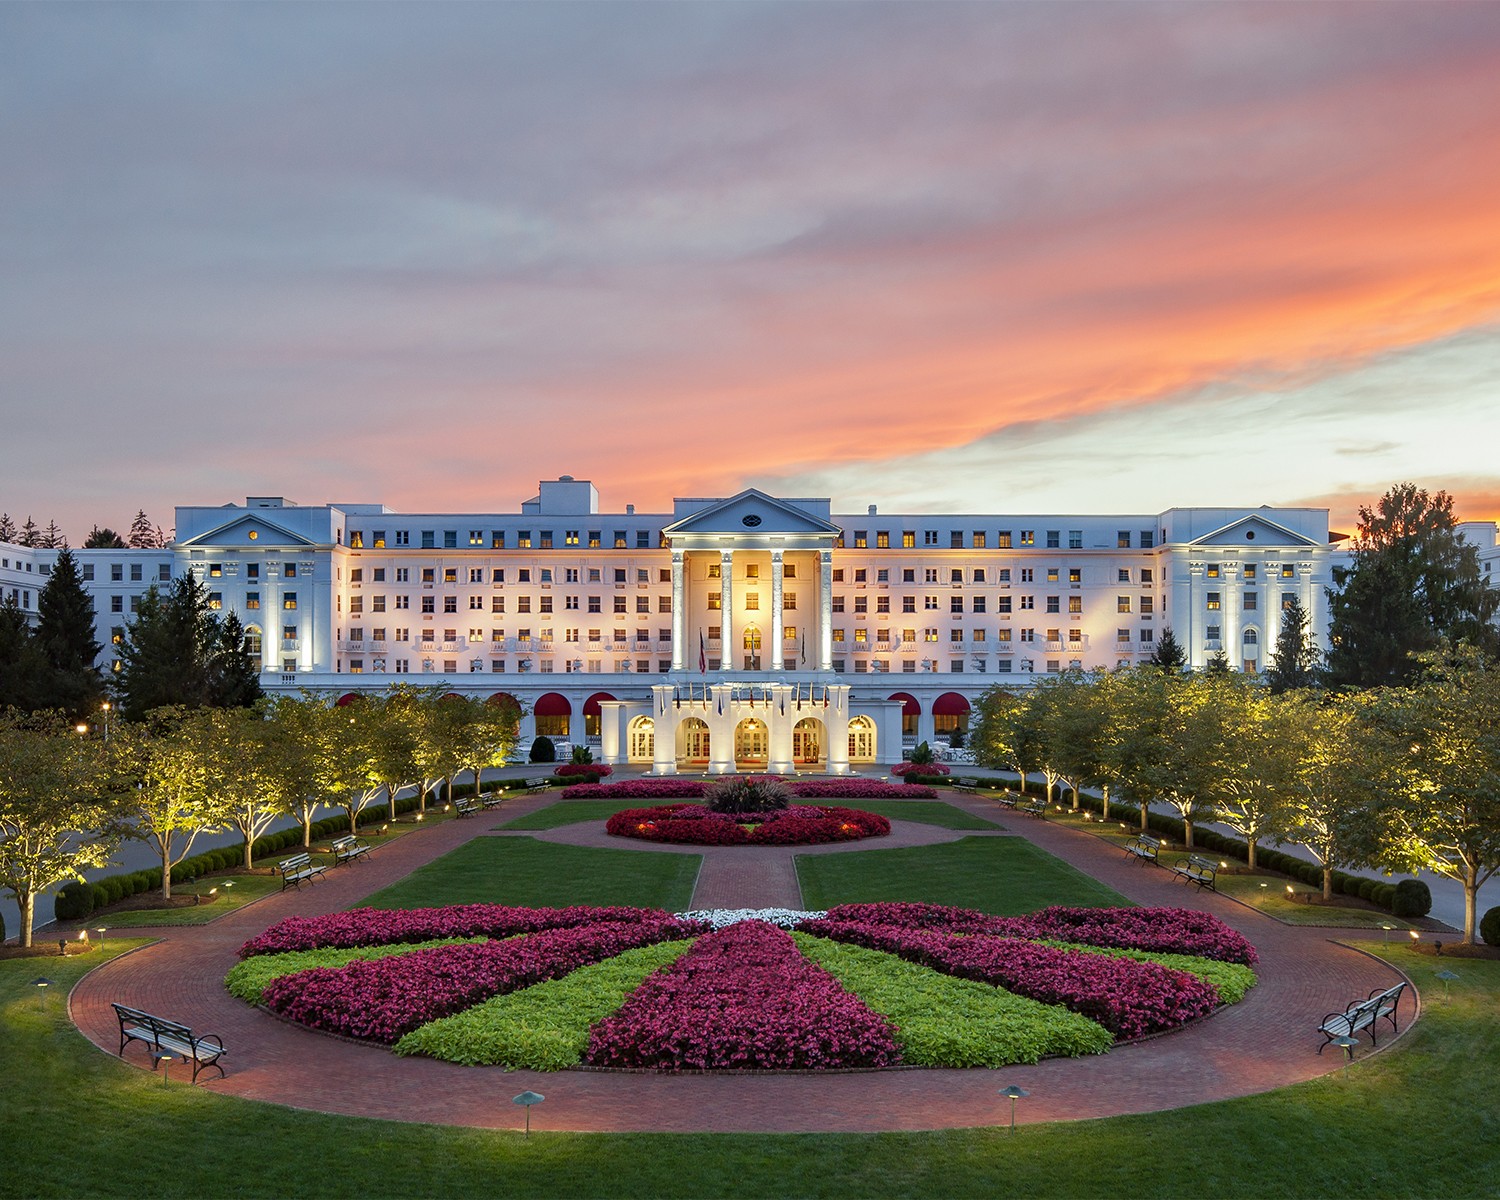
[662,489,840,539]
[1189,515,1318,550]
[178,514,317,549]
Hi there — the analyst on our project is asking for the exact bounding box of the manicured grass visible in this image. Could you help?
[81,873,285,928]
[6,945,1500,1198]
[796,836,1129,914]
[358,837,700,911]
[499,799,650,830]
[840,800,999,830]
[1215,873,1424,929]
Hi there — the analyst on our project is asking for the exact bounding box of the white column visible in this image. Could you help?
[819,549,834,671]
[670,550,685,671]
[720,549,734,673]
[770,550,784,671]
[651,686,677,775]
[767,684,793,774]
[826,685,851,775]
[708,684,736,774]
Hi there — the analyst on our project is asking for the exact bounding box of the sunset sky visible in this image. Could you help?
[4,2,1500,540]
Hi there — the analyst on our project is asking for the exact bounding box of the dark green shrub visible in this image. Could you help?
[1374,883,1396,910]
[1357,878,1378,902]
[529,735,556,763]
[908,741,935,766]
[1480,906,1500,947]
[102,877,125,905]
[54,881,94,920]
[91,883,109,910]
[1392,879,1432,918]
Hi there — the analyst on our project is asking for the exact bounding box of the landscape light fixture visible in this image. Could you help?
[95,927,106,947]
[32,978,54,1009]
[156,1052,174,1085]
[57,939,67,957]
[1435,969,1460,999]
[1332,1035,1359,1077]
[999,1084,1030,1133]
[1409,930,1420,944]
[512,1090,545,1138]
[1380,924,1393,943]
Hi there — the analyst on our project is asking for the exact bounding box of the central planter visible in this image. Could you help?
[605,803,892,846]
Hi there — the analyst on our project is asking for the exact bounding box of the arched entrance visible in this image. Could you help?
[628,715,655,762]
[583,692,617,738]
[534,692,571,738]
[933,692,970,741]
[888,692,920,737]
[735,717,768,767]
[793,717,825,768]
[848,714,876,763]
[677,717,710,768]
[742,625,762,671]
[245,625,263,671]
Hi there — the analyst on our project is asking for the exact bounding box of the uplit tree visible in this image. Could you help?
[1202,674,1295,868]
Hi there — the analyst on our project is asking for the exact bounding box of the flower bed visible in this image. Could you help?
[553,762,614,778]
[560,778,937,801]
[583,922,902,1071]
[890,760,950,777]
[604,803,891,846]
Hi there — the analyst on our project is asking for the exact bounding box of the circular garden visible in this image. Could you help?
[227,901,1258,1072]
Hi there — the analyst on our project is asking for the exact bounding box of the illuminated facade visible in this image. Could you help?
[19,478,1496,771]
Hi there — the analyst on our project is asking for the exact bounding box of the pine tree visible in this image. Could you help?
[84,526,127,549]
[114,573,257,717]
[0,594,47,710]
[1266,596,1320,693]
[0,513,17,543]
[33,548,104,717]
[18,517,39,547]
[1205,650,1232,675]
[207,612,264,708]
[1147,627,1186,673]
[128,510,155,549]
[40,519,65,550]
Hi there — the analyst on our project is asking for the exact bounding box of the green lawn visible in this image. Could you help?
[1215,873,1425,929]
[6,944,1499,1198]
[81,873,285,928]
[498,799,652,830]
[796,836,1129,913]
[357,836,700,911]
[842,800,1000,830]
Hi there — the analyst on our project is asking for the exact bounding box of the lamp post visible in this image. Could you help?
[156,1052,174,1085]
[31,977,54,1010]
[100,700,112,743]
[998,1085,1029,1134]
[1435,969,1460,1000]
[95,926,107,948]
[512,1090,545,1138]
[1331,1035,1359,1079]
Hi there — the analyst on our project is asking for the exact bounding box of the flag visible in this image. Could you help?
[699,630,707,674]
[799,633,806,667]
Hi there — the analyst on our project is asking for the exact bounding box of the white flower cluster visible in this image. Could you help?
[674,907,828,930]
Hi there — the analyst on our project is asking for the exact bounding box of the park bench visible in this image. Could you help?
[111,1002,227,1083]
[952,778,979,793]
[1124,834,1162,865]
[1318,982,1407,1053]
[992,790,1019,809]
[1169,854,1218,892]
[480,791,507,810]
[453,796,480,817]
[524,778,551,792]
[277,852,326,891]
[330,835,370,866]
[1017,798,1047,818]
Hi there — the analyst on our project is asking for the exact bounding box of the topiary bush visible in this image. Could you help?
[530,735,556,763]
[1392,879,1432,918]
[1481,906,1500,947]
[706,776,794,816]
[54,881,94,920]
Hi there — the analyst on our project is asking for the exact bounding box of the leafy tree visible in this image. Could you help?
[128,510,157,549]
[1366,645,1500,943]
[0,711,123,946]
[310,694,403,834]
[1045,669,1122,819]
[18,516,39,547]
[32,549,104,718]
[0,513,16,543]
[199,706,283,870]
[1147,627,1186,673]
[1201,674,1295,869]
[265,694,329,848]
[84,526,127,549]
[1326,483,1499,688]
[1265,596,1320,693]
[453,694,521,798]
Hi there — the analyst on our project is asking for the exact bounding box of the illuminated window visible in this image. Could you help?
[283,593,297,610]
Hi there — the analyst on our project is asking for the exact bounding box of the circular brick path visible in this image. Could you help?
[67,792,1412,1132]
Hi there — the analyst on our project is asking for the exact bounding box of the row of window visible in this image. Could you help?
[841,529,1159,550]
[348,529,660,550]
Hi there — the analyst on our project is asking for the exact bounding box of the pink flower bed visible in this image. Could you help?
[260,916,701,1042]
[561,777,937,800]
[604,804,891,846]
[797,918,1219,1038]
[562,779,709,799]
[553,762,614,777]
[584,921,900,1070]
[238,904,691,960]
[890,760,951,777]
[818,903,1258,966]
[790,778,939,799]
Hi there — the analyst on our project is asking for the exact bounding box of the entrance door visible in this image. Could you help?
[735,717,768,766]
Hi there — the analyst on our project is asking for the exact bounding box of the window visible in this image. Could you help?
[924,595,939,610]
[1281,564,1296,578]
[1139,628,1154,644]
[1020,568,1034,583]
[1244,564,1257,580]
[1020,628,1035,643]
[973,532,987,548]
[394,531,410,546]
[348,596,363,614]
[1207,565,1220,579]
[998,596,1012,614]
[924,530,939,545]
[1244,592,1258,611]
[1140,531,1155,548]
[1047,568,1059,582]
[1118,568,1131,583]
[950,596,963,613]
[853,531,867,548]
[443,596,458,613]
[1067,596,1081,614]
[1206,592,1221,610]
[246,592,260,610]
[1019,596,1034,610]
[588,596,601,613]
[443,568,457,584]
[902,596,916,613]
[1046,596,1060,613]
[1140,596,1154,614]
[1068,530,1082,549]
[1207,624,1222,641]
[1117,595,1131,612]
[1117,628,1131,643]
[784,594,798,610]
[283,593,298,610]
[745,593,760,611]
[1045,531,1059,548]
[950,532,964,549]
[613,596,627,613]
[1282,592,1297,611]
[395,595,411,610]
[854,596,868,613]
[902,531,915,548]
[876,531,889,548]
[110,564,123,582]
[111,595,123,613]
[1140,568,1153,583]
[395,567,410,582]
[421,596,436,613]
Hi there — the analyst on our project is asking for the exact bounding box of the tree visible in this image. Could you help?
[1367,645,1500,943]
[0,513,16,543]
[969,686,1027,784]
[0,595,48,711]
[115,708,230,900]
[1265,596,1320,694]
[84,526,127,549]
[0,712,123,946]
[1202,674,1295,869]
[1326,483,1500,688]
[114,574,258,717]
[451,694,521,799]
[199,706,282,871]
[33,548,104,718]
[310,695,400,835]
[1108,667,1218,844]
[40,519,65,550]
[1147,627,1186,673]
[18,516,39,547]
[128,510,157,549]
[207,612,263,709]
[265,694,329,849]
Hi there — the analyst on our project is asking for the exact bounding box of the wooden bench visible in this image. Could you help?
[277,852,326,891]
[524,778,550,792]
[1017,798,1047,818]
[111,1002,227,1083]
[480,791,507,810]
[1318,982,1407,1053]
[993,790,1019,810]
[1169,854,1218,891]
[952,778,980,793]
[330,835,370,866]
[1124,834,1162,865]
[453,796,480,818]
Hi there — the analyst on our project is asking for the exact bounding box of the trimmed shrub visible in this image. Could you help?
[529,735,556,763]
[1373,883,1396,910]
[1392,879,1432,919]
[1480,906,1500,947]
[54,881,94,920]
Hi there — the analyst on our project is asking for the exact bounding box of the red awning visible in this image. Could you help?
[933,692,971,716]
[888,692,921,717]
[487,692,520,710]
[583,692,617,717]
[534,692,572,717]
[335,692,360,707]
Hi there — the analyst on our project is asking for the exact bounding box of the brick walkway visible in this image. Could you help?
[67,791,1414,1133]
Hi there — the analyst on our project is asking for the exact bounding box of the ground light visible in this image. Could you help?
[1331,1035,1359,1079]
[94,927,106,947]
[156,1052,174,1086]
[31,978,54,1010]
[512,1090,544,1138]
[998,1085,1029,1133]
[1435,969,1460,999]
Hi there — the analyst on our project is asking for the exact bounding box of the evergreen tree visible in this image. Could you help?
[114,574,259,717]
[1325,483,1500,688]
[1205,650,1232,675]
[40,519,65,549]
[0,594,47,710]
[207,611,263,708]
[0,513,16,543]
[1147,627,1186,673]
[18,516,39,547]
[84,526,127,549]
[32,549,104,717]
[1266,596,1320,693]
[128,509,156,549]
